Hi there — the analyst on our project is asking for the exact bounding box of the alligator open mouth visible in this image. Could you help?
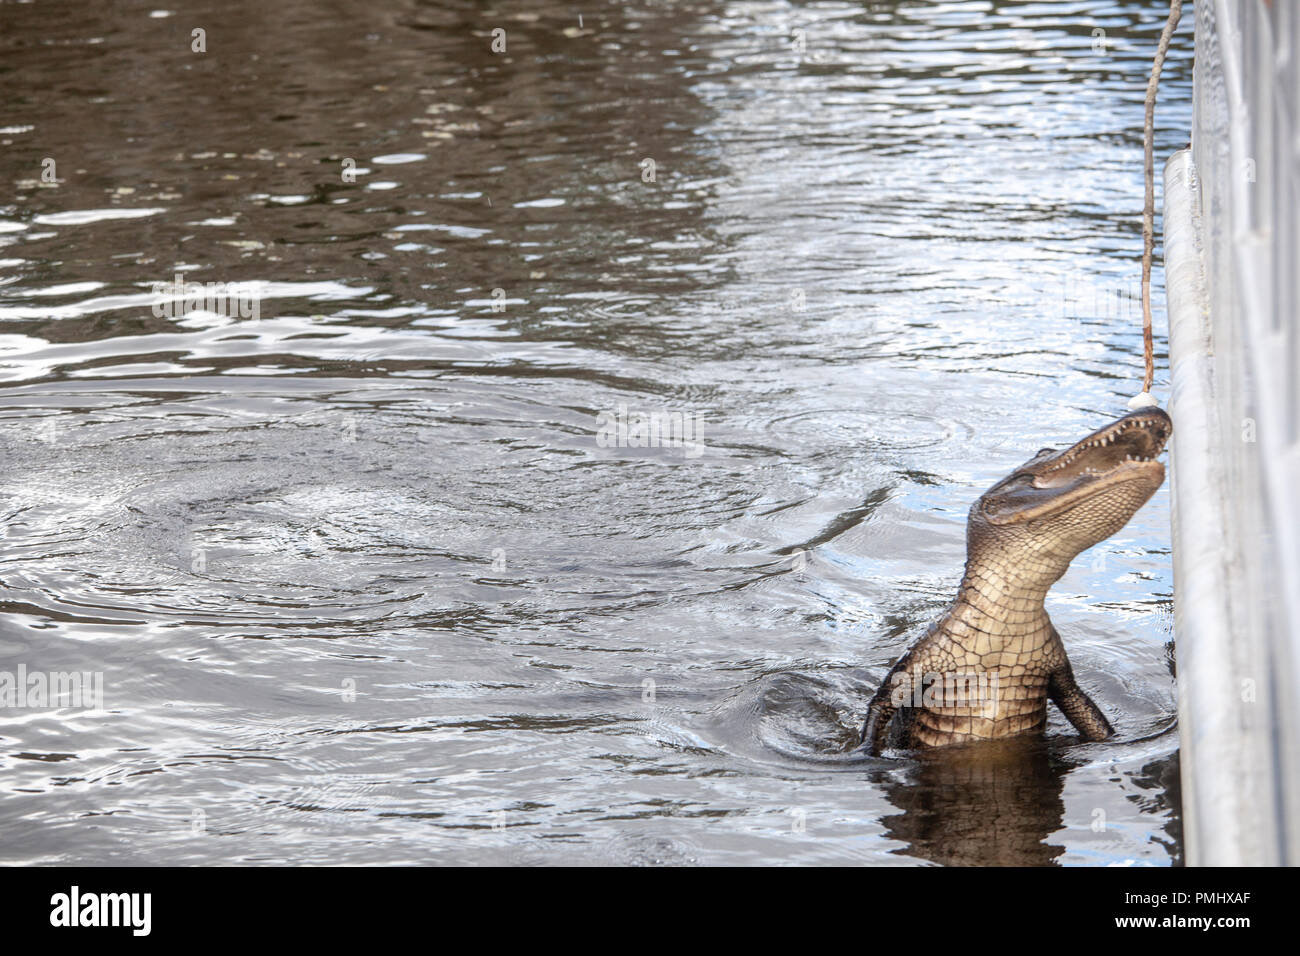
[1032,410,1171,489]
[980,407,1173,526]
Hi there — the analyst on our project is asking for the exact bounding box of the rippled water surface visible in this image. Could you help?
[0,0,1189,865]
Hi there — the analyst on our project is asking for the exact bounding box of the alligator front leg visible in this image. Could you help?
[861,658,912,755]
[1048,662,1113,741]
[860,689,895,756]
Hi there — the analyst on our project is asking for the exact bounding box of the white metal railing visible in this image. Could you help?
[1166,0,1300,866]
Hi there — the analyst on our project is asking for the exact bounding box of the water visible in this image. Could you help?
[0,0,1188,865]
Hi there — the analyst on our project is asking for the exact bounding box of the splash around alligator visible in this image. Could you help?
[861,407,1173,754]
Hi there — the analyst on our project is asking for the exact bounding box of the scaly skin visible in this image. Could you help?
[862,407,1172,754]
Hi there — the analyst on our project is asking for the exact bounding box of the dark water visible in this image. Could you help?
[0,0,1188,865]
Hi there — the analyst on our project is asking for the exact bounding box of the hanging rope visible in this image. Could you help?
[1137,0,1183,403]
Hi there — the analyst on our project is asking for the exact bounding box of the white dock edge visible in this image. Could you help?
[1165,0,1300,867]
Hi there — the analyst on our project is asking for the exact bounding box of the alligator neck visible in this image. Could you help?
[948,556,1068,636]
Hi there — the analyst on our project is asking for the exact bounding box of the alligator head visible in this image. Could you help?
[968,408,1173,580]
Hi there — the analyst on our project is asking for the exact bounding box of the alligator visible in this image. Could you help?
[861,407,1172,754]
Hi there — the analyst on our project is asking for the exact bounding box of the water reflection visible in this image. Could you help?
[880,738,1072,867]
